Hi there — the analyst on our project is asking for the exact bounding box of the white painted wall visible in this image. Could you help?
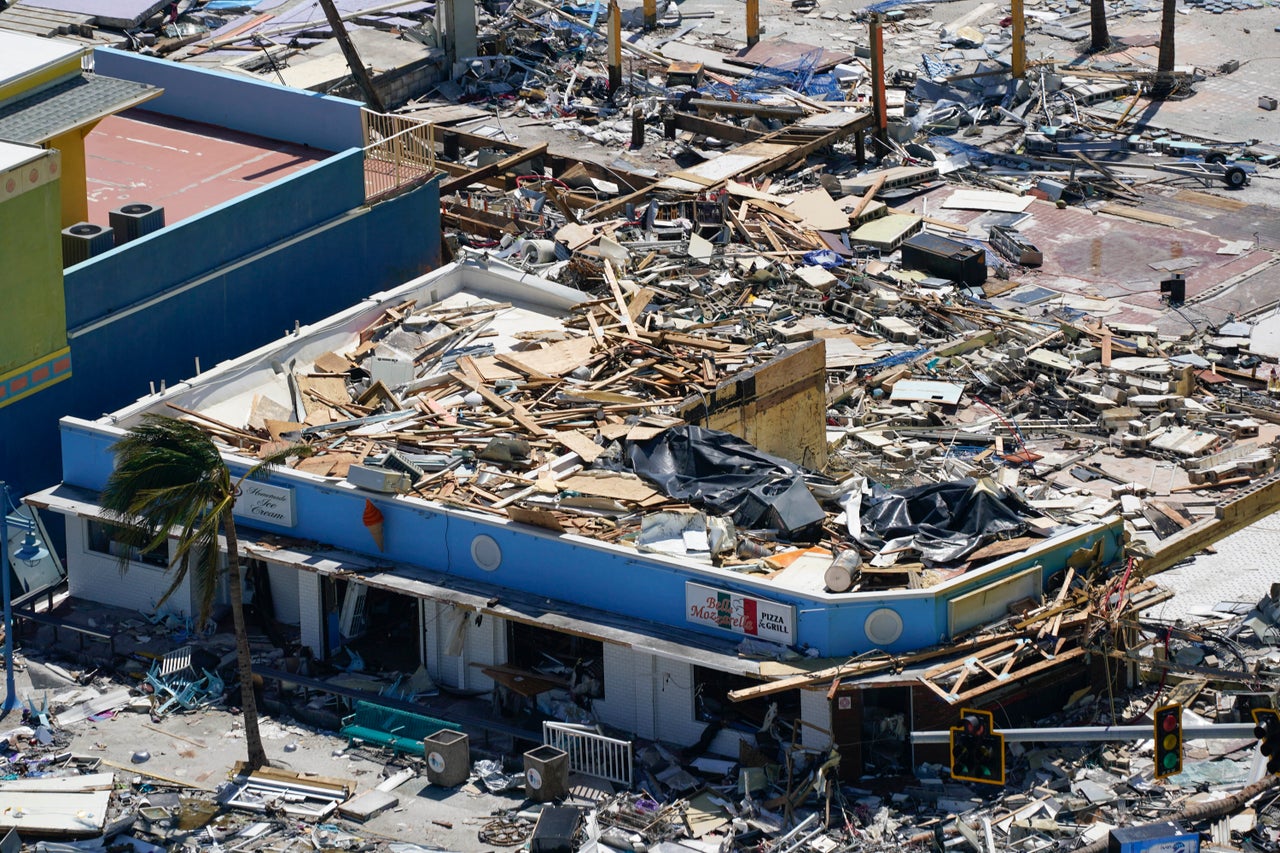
[298,570,323,656]
[266,563,300,626]
[66,519,187,615]
[800,687,833,751]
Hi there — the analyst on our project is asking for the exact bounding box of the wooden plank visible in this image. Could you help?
[439,143,549,195]
[1098,203,1191,228]
[951,647,1085,705]
[448,371,548,437]
[603,260,639,338]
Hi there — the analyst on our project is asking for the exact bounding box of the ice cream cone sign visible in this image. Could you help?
[362,499,385,552]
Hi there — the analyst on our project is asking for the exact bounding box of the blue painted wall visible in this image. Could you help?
[58,417,1124,657]
[93,48,363,152]
[8,168,439,504]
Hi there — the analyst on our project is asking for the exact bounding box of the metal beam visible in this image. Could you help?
[912,723,1258,745]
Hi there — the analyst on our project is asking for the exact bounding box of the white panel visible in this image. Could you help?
[947,566,1041,637]
[800,688,833,751]
[592,643,638,735]
[267,563,300,625]
[463,611,498,691]
[653,661,706,746]
[297,571,323,657]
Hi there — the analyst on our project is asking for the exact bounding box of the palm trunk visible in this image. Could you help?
[223,514,268,770]
[1089,0,1108,51]
[1151,0,1176,98]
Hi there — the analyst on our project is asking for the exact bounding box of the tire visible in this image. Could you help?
[1224,166,1247,188]
[1204,151,1227,165]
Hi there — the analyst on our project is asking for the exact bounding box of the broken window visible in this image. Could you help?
[506,622,604,700]
[693,665,798,735]
[86,519,168,568]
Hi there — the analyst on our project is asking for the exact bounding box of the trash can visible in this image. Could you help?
[530,805,582,853]
[523,744,569,802]
[424,729,470,787]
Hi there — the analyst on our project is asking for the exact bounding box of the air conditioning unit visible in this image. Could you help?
[109,203,165,245]
[61,222,115,266]
[346,463,410,493]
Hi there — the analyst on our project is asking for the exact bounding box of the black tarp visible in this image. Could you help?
[623,425,828,537]
[858,478,1039,565]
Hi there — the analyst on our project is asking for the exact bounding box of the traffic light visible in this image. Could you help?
[1252,708,1280,774]
[1153,704,1183,779]
[949,708,1004,786]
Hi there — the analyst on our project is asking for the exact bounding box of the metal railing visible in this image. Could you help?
[361,108,437,203]
[542,721,633,787]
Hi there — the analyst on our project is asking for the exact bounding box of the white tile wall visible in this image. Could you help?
[266,563,300,625]
[427,602,469,688]
[298,571,323,657]
[465,611,501,691]
[800,687,833,751]
[593,643,641,735]
[66,520,187,615]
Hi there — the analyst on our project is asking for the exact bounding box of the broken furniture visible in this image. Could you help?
[339,699,461,755]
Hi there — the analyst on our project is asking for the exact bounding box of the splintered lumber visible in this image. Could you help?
[727,632,1012,701]
[448,371,548,437]
[439,143,549,195]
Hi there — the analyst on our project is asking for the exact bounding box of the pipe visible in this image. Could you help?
[911,723,1260,744]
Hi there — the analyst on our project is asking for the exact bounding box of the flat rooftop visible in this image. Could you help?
[84,108,330,226]
[0,30,84,89]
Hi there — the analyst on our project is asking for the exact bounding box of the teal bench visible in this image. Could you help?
[340,700,461,755]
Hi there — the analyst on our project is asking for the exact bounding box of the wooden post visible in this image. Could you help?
[631,106,645,149]
[607,0,623,94]
[1011,0,1026,78]
[869,15,888,144]
[746,0,760,47]
[317,0,386,112]
[643,0,656,30]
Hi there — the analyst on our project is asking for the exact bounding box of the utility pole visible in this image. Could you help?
[317,0,387,112]
[869,14,888,149]
[1010,0,1026,78]
[607,0,623,94]
[746,0,760,48]
[643,0,656,30]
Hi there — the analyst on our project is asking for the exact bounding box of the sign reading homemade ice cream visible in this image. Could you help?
[233,481,296,527]
[685,582,795,645]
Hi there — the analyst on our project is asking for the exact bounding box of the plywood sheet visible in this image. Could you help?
[941,189,1034,213]
[0,789,110,835]
[508,337,596,377]
[787,187,850,231]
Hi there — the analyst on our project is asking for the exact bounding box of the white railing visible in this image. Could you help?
[542,722,633,787]
[361,109,437,202]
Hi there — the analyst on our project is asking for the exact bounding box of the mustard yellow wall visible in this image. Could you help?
[48,127,90,227]
[0,152,66,380]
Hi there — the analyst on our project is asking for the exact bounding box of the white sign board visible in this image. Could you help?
[233,481,296,528]
[685,582,795,646]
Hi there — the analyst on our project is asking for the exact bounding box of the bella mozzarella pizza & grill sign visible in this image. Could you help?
[685,582,796,645]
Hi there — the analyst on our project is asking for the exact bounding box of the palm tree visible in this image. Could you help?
[101,414,305,771]
[1089,0,1109,52]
